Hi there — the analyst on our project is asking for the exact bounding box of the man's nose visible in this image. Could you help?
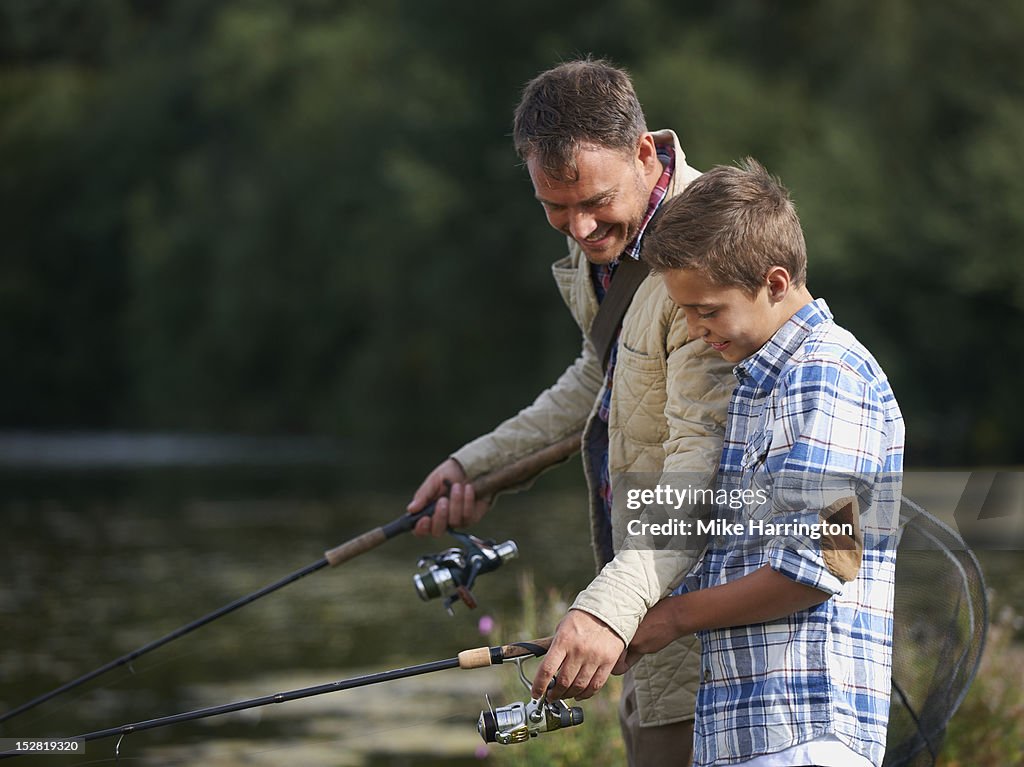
[567,210,598,241]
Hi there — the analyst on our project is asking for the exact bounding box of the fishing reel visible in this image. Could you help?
[476,659,584,745]
[413,530,518,614]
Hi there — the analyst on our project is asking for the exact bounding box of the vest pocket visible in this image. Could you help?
[617,340,664,372]
[611,344,668,447]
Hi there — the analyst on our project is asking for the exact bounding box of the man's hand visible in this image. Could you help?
[530,610,625,702]
[406,457,491,537]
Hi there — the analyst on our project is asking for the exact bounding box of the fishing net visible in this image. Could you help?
[883,498,988,767]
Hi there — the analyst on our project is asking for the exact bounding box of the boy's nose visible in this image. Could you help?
[686,313,707,339]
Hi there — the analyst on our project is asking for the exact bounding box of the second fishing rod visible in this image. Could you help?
[0,433,580,725]
[0,636,586,760]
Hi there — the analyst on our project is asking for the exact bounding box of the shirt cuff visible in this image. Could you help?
[766,541,845,596]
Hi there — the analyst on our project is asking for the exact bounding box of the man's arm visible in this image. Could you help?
[408,338,603,536]
[567,339,733,629]
[532,326,735,700]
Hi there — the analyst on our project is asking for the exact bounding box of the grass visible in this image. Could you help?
[935,594,1024,766]
[480,573,1023,766]
[482,572,627,767]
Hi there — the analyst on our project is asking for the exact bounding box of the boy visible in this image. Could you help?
[620,158,904,767]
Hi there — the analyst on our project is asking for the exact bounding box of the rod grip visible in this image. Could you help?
[324,528,388,567]
[457,636,553,669]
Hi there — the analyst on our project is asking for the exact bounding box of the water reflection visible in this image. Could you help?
[0,456,592,766]
[0,432,347,469]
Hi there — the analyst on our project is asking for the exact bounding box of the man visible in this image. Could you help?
[407,58,734,766]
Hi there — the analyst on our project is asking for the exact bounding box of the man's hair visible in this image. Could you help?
[644,158,807,293]
[512,57,647,182]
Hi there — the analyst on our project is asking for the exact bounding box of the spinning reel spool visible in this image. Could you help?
[413,530,518,614]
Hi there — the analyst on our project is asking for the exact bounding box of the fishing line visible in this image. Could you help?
[108,711,477,767]
[9,616,268,733]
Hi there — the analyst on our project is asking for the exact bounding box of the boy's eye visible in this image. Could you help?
[698,310,717,320]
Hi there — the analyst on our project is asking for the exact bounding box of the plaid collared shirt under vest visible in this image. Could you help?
[691,299,904,767]
[589,145,675,541]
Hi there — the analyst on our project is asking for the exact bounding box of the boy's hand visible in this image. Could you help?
[530,610,625,702]
[406,458,491,537]
[616,596,687,672]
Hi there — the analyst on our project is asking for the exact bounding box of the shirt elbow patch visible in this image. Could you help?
[819,495,863,583]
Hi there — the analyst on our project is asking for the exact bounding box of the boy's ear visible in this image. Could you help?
[765,266,792,303]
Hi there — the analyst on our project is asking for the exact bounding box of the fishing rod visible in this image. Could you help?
[0,636,583,759]
[0,433,581,726]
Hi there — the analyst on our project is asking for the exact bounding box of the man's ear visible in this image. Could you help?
[765,266,792,304]
[636,133,658,173]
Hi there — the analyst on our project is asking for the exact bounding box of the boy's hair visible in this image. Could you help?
[512,57,647,183]
[644,158,807,294]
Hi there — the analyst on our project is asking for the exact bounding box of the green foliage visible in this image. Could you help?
[935,598,1024,766]
[486,578,1022,767]
[1,1,1022,465]
[487,572,627,767]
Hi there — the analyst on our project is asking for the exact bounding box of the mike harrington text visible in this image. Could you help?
[626,517,855,541]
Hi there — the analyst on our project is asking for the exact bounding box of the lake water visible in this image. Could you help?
[0,439,596,766]
[1,437,1020,766]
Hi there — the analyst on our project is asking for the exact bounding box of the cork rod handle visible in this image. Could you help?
[457,636,554,669]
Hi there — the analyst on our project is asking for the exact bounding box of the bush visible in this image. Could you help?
[484,572,627,767]
[937,596,1024,766]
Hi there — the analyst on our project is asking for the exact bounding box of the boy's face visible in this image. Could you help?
[661,268,781,363]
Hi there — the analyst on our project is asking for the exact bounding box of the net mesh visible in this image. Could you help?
[883,498,988,767]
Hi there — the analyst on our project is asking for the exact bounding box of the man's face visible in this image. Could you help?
[661,268,779,363]
[527,142,655,264]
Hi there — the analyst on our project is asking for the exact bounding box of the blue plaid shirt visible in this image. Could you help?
[692,299,904,767]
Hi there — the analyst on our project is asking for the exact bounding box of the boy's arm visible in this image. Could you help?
[618,564,829,671]
[615,356,894,674]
